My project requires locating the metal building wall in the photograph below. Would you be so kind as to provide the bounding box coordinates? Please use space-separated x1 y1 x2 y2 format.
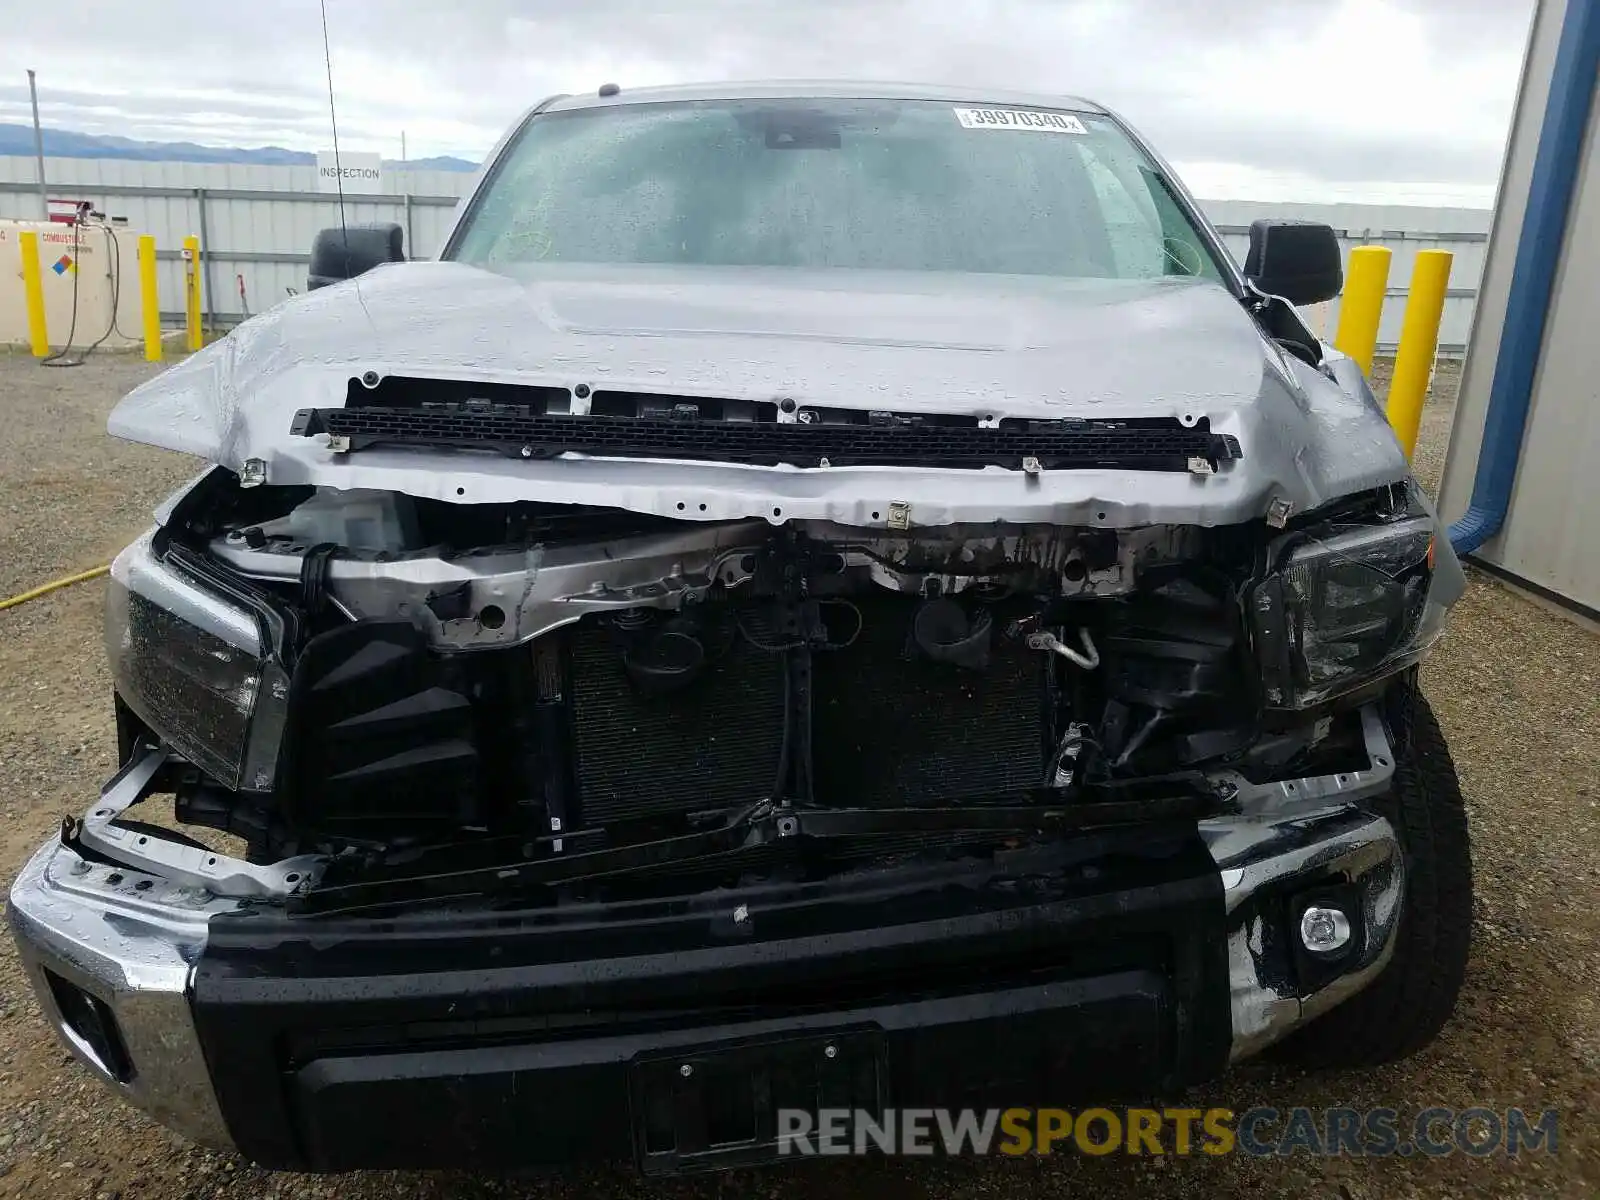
2 155 1487 345
1203 199 1489 352
1438 0 1600 615
0 157 472 323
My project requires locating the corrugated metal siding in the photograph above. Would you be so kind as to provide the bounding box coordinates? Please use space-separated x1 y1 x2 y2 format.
1 155 1487 347
1204 199 1489 352
1439 0 1600 613
0 156 471 322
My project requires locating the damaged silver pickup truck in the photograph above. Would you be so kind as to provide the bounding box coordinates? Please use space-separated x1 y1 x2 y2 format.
9 82 1471 1174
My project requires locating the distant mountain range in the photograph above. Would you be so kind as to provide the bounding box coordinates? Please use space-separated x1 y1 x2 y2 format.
0 123 479 172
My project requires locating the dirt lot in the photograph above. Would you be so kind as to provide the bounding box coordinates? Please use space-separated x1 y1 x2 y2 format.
0 351 1595 1200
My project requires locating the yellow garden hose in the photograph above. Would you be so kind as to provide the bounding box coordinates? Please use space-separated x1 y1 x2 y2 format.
0 565 110 612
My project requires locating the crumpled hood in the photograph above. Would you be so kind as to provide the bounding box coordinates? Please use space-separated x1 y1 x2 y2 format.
110 260 1413 529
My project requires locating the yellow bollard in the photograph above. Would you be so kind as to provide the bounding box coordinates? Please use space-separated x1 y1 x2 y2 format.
18 231 49 357
138 235 162 362
182 234 203 352
1333 245 1392 378
1385 249 1453 461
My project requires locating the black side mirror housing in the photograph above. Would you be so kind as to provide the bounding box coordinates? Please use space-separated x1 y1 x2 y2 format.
1242 219 1343 306
307 222 405 290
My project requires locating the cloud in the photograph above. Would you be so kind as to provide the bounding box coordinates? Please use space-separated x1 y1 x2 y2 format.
7 0 1533 200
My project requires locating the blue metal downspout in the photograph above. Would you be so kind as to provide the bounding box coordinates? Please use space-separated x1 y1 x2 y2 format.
1449 0 1600 554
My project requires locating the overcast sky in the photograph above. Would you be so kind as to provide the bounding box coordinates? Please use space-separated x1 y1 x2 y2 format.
4 0 1533 205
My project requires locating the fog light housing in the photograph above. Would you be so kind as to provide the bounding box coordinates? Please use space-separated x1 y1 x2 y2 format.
1288 883 1365 990
1300 905 1353 954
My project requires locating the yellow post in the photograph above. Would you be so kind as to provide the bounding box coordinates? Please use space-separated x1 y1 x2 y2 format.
182 234 203 352
138 235 162 362
1333 245 1392 378
18 231 49 357
1385 249 1453 461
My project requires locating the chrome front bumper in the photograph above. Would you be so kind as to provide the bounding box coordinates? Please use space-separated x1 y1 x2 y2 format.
8 727 1404 1154
1205 806 1403 1061
6 837 240 1149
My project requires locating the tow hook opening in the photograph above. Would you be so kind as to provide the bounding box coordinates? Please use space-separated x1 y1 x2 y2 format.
43 968 134 1083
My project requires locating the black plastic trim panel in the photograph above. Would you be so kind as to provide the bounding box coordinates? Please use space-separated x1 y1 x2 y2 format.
190 828 1230 1171
291 406 1243 472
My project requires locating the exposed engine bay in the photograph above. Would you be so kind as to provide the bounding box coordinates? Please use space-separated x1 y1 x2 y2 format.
92 466 1438 915
8 89 1479 1176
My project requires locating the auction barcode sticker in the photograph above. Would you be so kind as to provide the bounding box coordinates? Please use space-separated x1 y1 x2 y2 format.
952 107 1087 134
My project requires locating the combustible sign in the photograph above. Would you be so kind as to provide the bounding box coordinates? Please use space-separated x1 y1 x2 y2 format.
315 150 384 195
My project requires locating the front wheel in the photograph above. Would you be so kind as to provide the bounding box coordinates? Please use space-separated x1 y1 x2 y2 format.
1278 683 1473 1066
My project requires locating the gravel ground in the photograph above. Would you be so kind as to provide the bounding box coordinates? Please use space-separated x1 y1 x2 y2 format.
0 351 1595 1200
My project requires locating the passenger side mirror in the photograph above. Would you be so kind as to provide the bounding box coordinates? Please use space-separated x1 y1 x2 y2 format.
307 222 406 290
1242 219 1343 306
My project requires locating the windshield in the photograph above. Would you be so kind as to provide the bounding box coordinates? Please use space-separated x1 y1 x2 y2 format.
448 97 1227 283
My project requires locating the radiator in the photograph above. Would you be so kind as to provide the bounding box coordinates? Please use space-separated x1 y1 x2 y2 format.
567 597 1049 825
569 623 787 825
810 597 1048 806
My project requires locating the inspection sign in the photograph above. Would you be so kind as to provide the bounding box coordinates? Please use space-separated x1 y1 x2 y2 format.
315 150 385 195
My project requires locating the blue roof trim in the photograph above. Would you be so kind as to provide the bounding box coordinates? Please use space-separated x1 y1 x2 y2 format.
1450 0 1600 554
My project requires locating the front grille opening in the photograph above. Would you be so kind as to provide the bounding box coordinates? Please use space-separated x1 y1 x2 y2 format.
43 969 134 1083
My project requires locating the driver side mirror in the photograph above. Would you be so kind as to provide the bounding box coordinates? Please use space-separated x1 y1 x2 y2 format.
1242 219 1343 306
307 222 405 290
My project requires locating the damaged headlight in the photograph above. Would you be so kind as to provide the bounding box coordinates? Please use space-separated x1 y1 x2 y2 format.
1251 514 1445 709
105 533 291 792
